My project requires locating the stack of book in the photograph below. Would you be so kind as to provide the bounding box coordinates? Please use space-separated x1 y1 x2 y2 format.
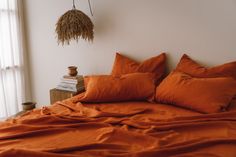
56 75 85 92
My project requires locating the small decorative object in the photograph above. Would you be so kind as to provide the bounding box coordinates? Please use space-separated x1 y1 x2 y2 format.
56 0 94 45
22 102 36 111
68 66 78 76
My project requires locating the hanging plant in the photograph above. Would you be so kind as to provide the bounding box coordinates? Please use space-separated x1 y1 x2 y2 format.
55 0 94 45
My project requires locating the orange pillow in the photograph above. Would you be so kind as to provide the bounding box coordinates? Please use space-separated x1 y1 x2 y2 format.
79 73 155 103
155 72 236 113
111 53 166 83
175 54 236 79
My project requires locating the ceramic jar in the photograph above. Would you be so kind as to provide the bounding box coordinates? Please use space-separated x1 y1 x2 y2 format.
22 102 36 111
68 66 78 76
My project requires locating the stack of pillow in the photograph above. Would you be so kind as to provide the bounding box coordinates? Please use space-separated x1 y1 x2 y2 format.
75 53 236 114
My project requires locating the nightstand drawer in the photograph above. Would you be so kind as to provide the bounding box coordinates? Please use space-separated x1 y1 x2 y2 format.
50 88 78 104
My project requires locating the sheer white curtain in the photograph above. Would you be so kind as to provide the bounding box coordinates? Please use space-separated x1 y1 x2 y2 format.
0 0 26 118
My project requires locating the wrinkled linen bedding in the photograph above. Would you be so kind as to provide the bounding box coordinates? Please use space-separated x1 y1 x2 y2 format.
0 99 236 157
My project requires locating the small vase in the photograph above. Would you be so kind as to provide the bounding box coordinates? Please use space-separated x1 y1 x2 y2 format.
68 66 78 76
22 102 36 111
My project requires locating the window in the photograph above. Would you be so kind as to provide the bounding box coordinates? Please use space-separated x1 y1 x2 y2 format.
0 0 26 118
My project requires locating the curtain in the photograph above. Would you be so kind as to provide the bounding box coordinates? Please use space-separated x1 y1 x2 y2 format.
0 0 26 118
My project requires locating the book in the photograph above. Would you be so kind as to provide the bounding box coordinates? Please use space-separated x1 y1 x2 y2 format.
63 75 83 78
56 87 77 92
58 82 84 89
56 85 85 92
63 75 83 80
60 78 84 85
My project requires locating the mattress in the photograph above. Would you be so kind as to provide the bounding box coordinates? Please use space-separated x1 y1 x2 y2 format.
0 99 236 157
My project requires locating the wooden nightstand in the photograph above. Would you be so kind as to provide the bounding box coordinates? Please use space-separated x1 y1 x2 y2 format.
50 88 80 104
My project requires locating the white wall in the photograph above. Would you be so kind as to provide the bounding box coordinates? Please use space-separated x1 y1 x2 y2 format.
23 0 236 106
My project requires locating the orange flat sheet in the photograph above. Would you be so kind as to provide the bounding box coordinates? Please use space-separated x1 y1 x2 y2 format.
0 99 236 157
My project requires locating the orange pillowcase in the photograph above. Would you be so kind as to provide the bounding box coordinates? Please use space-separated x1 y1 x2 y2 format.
175 54 236 79
79 73 155 103
155 72 236 113
111 53 166 83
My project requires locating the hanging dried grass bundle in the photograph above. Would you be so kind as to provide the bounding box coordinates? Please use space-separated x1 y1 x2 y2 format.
56 8 94 45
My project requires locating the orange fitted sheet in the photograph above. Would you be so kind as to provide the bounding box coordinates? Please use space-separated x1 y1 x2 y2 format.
0 99 236 157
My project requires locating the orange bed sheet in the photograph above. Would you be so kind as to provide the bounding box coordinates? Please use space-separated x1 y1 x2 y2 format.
0 99 236 157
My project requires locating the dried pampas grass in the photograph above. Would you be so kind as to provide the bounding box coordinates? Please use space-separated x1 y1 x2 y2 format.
56 9 94 45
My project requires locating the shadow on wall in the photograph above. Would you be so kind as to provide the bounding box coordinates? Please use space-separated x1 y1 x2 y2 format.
93 8 115 36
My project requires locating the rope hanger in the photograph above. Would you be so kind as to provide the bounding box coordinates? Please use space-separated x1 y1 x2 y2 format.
72 0 93 16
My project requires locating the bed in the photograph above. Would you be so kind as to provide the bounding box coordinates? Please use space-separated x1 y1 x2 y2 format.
0 100 236 157
0 53 236 157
